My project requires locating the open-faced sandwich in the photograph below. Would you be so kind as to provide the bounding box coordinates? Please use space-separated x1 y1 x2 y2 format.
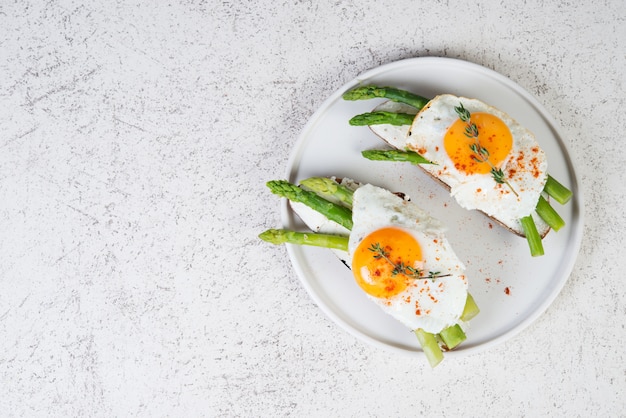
259 177 479 367
343 86 573 256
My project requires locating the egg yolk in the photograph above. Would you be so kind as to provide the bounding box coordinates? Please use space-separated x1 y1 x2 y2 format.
444 112 513 175
352 227 423 299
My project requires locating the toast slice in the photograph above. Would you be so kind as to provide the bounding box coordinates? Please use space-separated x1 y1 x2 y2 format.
366 100 551 239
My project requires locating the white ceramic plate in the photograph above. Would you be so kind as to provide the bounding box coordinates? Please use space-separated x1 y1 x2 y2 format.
282 57 583 358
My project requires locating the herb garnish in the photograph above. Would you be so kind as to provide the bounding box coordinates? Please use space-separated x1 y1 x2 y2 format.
369 243 450 281
454 103 519 197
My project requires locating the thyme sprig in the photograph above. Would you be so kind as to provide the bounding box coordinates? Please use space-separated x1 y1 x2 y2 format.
368 243 450 281
454 103 519 197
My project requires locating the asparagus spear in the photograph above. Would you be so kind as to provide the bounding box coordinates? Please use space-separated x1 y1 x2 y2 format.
259 229 349 251
349 111 416 126
535 195 565 231
460 293 480 322
436 294 477 351
299 177 354 208
520 215 544 257
342 86 430 110
266 180 354 230
361 149 433 165
414 328 444 368
439 324 467 350
544 175 573 205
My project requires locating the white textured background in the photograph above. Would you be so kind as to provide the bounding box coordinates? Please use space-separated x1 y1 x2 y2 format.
1 0 625 417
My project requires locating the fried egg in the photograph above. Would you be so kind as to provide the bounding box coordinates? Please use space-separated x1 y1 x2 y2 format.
348 184 468 334
406 94 548 231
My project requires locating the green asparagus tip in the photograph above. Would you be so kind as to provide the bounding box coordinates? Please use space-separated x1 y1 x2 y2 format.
342 85 430 109
265 180 354 230
258 229 350 251
342 85 380 101
259 229 288 245
299 177 354 207
348 111 416 126
266 179 301 199
361 149 433 165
